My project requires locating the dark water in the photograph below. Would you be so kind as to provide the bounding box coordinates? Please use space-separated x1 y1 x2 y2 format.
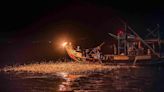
0 66 164 92
0 43 60 67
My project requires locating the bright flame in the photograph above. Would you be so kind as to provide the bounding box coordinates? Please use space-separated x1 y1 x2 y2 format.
62 42 68 47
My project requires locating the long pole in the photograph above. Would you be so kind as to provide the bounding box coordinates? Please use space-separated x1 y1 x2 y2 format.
157 24 161 57
124 23 127 55
118 35 120 55
119 18 127 55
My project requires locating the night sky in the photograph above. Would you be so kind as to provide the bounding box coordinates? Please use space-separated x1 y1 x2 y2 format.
1 0 164 43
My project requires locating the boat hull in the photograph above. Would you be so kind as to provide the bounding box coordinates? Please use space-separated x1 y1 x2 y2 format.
64 43 164 65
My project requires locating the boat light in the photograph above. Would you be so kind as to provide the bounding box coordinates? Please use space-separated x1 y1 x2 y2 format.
62 42 68 47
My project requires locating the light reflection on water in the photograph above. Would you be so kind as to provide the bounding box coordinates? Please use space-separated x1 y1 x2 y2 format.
1 66 164 92
58 72 86 91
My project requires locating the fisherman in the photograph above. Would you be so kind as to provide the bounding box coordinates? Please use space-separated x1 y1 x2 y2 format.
147 49 151 55
96 49 101 60
128 46 133 55
112 44 117 55
91 48 97 58
76 46 81 52
85 49 90 58
91 47 102 62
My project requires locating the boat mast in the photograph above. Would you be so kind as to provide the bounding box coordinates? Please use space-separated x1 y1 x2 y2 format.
118 33 120 55
110 22 127 55
124 23 127 55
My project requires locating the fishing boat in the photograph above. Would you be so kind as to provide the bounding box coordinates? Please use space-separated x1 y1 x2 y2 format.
64 24 164 65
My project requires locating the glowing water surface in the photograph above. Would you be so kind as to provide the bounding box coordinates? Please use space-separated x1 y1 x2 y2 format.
0 66 164 92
